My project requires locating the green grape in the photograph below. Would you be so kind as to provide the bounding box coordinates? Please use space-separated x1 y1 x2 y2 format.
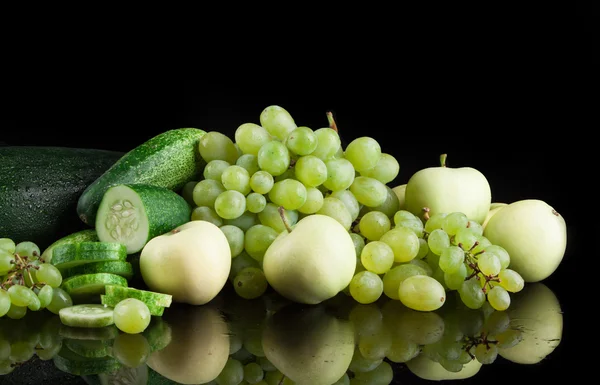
268 179 307 211
466 220 484 236
474 343 498 364
482 309 510 335
193 179 227 208
484 245 510 269
265 370 295 385
487 286 511 311
35 263 63 288
311 127 341 160
204 159 231 181
15 241 40 259
329 189 360 221
216 357 245 385
438 246 465 274
409 258 433 276
316 197 352 230
393 211 424 238
274 166 297 182
0 250 15 275
471 236 492 254
322 158 355 191
243 361 265 384
444 263 468 290
257 203 298 233
220 225 245 258
359 211 391 241
359 153 400 185
215 190 247 220
249 170 275 195
441 212 469 236
331 373 350 385
229 252 260 282
260 105 297 141
8 285 35 307
360 241 395 274
222 165 251 195
416 238 429 259
198 131 240 164
386 335 420 363
257 356 276 372
6 304 27 319
379 226 420 263
432 267 447 291
46 287 73 314
349 271 384 304
246 193 267 214
284 126 318 156
365 186 400 218
294 155 327 187
350 232 366 257
114 298 151 334
427 228 450 255
495 328 524 349
233 267 268 300
181 181 198 207
37 285 53 308
224 211 259 232
398 275 446 311
244 224 279 262
344 137 381 172
353 361 393 384
112 332 151 367
424 212 447 233
297 186 324 214
236 154 260 176
191 206 224 227
454 227 479 251
27 293 41 311
359 326 392 360
349 176 388 207
257 141 290 176
243 329 265 358
0 290 11 317
382 264 428 300
349 345 383 373
459 278 486 309
0 238 16 254
439 358 464 373
478 252 501 276
497 269 524 292
235 123 272 156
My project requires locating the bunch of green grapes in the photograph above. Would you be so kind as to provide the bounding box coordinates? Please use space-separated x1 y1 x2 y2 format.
180 105 400 302
0 238 73 320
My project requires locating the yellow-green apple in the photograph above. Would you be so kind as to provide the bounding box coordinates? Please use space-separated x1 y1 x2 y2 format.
482 202 507 230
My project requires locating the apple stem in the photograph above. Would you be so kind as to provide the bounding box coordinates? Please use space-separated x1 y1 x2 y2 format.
422 207 431 221
440 154 447 167
326 111 338 132
278 206 293 233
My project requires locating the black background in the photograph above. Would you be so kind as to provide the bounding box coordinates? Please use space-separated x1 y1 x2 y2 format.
1 3 591 383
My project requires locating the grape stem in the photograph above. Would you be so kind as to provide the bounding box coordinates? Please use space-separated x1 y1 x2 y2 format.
462 243 500 294
278 206 293 233
326 111 338 132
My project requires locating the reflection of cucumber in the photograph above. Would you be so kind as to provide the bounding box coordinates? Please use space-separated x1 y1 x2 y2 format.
62 273 128 298
100 294 164 316
65 338 113 358
53 346 121 376
105 284 172 307
98 364 149 385
41 229 99 264
59 304 115 328
51 242 127 271
60 324 120 340
95 184 192 254
65 261 134 280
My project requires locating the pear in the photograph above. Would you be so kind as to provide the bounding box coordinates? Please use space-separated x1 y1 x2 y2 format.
481 202 507 230
391 183 407 210
262 213 356 305
406 353 483 381
404 154 491 224
261 302 355 385
146 304 230 384
499 283 563 364
483 199 567 282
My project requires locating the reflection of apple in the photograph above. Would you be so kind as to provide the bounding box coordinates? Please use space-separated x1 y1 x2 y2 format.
483 199 567 282
482 202 507 230
406 353 482 380
146 304 230 384
499 283 562 364
262 214 355 304
262 303 355 385
404 154 491 224
139 220 231 305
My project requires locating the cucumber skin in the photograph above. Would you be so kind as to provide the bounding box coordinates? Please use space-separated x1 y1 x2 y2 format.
41 229 99 264
77 128 206 226
0 146 123 250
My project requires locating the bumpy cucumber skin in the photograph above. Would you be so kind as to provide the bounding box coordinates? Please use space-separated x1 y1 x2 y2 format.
65 261 134 280
0 146 123 250
77 128 206 226
41 229 99 264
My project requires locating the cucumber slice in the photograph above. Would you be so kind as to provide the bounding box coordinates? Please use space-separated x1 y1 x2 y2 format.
60 324 120 340
51 242 127 271
53 346 121 376
104 284 172 308
95 184 191 254
65 261 134 280
41 229 99 264
65 338 113 358
100 294 165 317
61 273 128 299
59 304 115 328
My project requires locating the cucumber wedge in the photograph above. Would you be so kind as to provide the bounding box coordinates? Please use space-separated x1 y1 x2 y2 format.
41 229 99 264
61 273 128 299
51 242 127 271
65 261 134 280
95 184 191 254
100 294 165 317
59 304 115 328
104 284 172 307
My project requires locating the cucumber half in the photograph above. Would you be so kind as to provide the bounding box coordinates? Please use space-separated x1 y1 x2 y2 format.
51 242 127 272
61 273 128 299
59 304 115 328
100 294 165 317
104 284 172 307
95 184 191 254
65 261 134 280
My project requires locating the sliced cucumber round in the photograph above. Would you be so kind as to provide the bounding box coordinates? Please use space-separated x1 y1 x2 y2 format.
65 261 134 280
52 242 127 271
61 273 128 299
59 304 115 328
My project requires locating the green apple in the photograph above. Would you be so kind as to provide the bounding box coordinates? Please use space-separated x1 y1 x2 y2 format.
146 304 230 384
404 154 491 224
499 283 562 364
406 353 483 381
483 199 567 282
391 183 406 210
139 220 231 305
482 202 507 230
261 303 355 385
262 214 356 304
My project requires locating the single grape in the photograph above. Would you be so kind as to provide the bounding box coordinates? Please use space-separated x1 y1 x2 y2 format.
416 238 430 259
316 197 352 230
0 238 16 254
474 343 498 364
284 126 318 156
398 275 446 311
221 165 251 195
244 224 279 262
349 271 384 304
466 220 484 236
359 153 400 184
246 192 267 214
382 264 428 300
15 241 40 259
235 123 272 155
379 226 420 263
112 332 151 368
471 236 492 255
215 357 245 385
454 227 479 251
484 245 510 270
487 286 511 311
181 180 199 207
311 127 341 160
409 258 433 276
35 263 63 288
352 360 394 384
427 228 450 255
233 267 268 299
497 269 525 292
495 329 524 349
268 179 307 211
441 212 469 236
438 246 465 274
236 154 260 176
359 211 391 241
294 155 327 187
297 186 324 214
424 212 447 233
220 225 245 258
5 304 27 319
114 298 151 334
243 361 265 384
8 285 36 307
322 158 355 192
36 284 54 308
351 232 366 258
229 252 260 282
203 159 231 181
46 287 73 314
198 131 240 164
444 263 468 290
365 186 401 218
215 190 247 220
344 137 381 172
274 166 296 182
257 141 290 176
393 210 424 237
0 289 11 317
257 203 298 233
329 189 360 221
192 179 227 208
478 252 501 276
360 241 395 275
191 206 224 227
260 105 297 141
459 279 486 309
249 170 275 195
0 250 15 275
349 176 388 207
